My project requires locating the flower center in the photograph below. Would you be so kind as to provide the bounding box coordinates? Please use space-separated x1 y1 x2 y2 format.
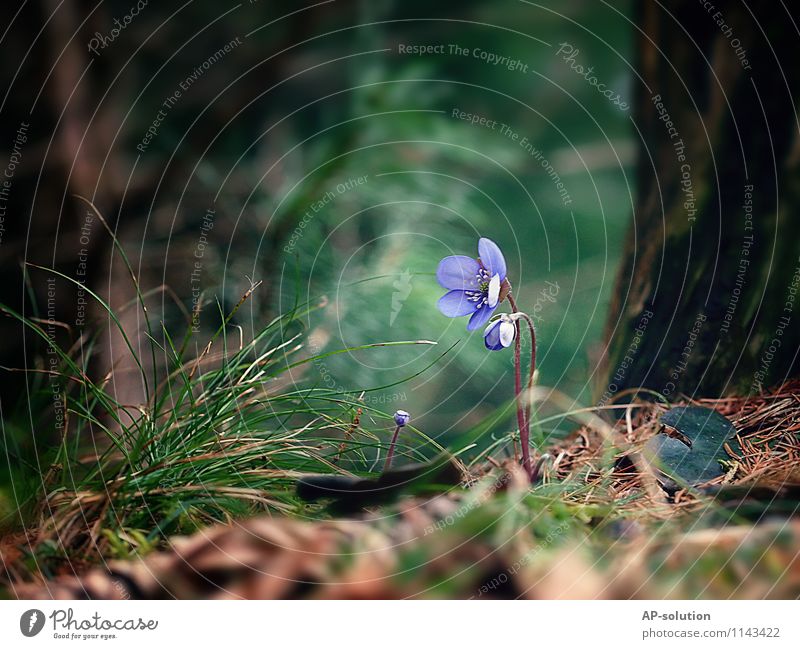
464 267 494 306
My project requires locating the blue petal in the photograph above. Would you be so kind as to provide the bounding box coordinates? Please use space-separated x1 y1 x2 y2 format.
483 320 504 350
478 238 507 280
436 256 480 290
467 303 495 331
499 320 516 347
437 290 477 318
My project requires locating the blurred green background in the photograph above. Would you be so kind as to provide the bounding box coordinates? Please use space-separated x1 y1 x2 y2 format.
239 1 637 442
0 0 636 487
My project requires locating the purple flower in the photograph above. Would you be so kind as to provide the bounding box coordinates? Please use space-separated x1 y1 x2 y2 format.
436 238 507 331
393 410 410 427
484 315 516 351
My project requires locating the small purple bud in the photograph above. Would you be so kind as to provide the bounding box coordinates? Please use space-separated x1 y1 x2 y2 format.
393 410 410 427
483 314 516 351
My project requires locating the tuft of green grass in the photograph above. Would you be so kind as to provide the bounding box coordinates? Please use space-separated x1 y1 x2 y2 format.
1 256 447 575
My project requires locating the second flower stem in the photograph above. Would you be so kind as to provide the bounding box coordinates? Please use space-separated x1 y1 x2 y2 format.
384 425 402 471
507 294 537 481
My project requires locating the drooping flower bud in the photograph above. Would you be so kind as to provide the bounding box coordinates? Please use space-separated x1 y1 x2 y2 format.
483 314 516 351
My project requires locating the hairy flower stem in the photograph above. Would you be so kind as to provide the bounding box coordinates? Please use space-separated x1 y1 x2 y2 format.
384 425 402 471
507 294 537 481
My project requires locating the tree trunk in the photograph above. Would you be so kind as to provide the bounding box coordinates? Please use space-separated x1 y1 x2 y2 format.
601 0 800 400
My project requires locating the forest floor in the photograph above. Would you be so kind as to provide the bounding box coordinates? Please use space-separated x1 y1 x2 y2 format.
3 382 799 599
